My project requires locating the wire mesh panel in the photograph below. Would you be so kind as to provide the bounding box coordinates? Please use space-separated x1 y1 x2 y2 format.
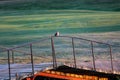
13 45 33 64
32 38 53 64
31 38 53 71
93 42 113 73
0 51 8 64
52 37 75 67
9 45 33 80
0 50 9 80
73 38 93 70
9 38 53 79
51 36 116 73
112 43 120 74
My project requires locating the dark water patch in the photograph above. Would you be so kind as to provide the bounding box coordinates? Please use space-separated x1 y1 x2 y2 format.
0 25 120 36
0 25 119 45
58 25 120 33
0 10 99 16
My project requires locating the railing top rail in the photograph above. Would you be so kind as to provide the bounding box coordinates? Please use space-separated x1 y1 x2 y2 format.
51 36 111 46
0 36 112 52
0 37 51 52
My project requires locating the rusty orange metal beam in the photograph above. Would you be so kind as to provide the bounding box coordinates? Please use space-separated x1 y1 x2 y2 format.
32 70 108 80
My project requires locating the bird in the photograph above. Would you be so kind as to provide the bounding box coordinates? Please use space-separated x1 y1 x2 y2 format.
54 31 60 36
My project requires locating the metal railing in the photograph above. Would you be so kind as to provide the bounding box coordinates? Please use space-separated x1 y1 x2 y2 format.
50 36 113 72
0 37 51 80
0 36 117 80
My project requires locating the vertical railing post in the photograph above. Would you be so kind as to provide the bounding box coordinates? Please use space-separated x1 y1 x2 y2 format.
7 50 11 80
11 50 14 64
30 44 34 74
109 45 114 73
72 38 77 68
51 37 57 68
91 41 96 71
